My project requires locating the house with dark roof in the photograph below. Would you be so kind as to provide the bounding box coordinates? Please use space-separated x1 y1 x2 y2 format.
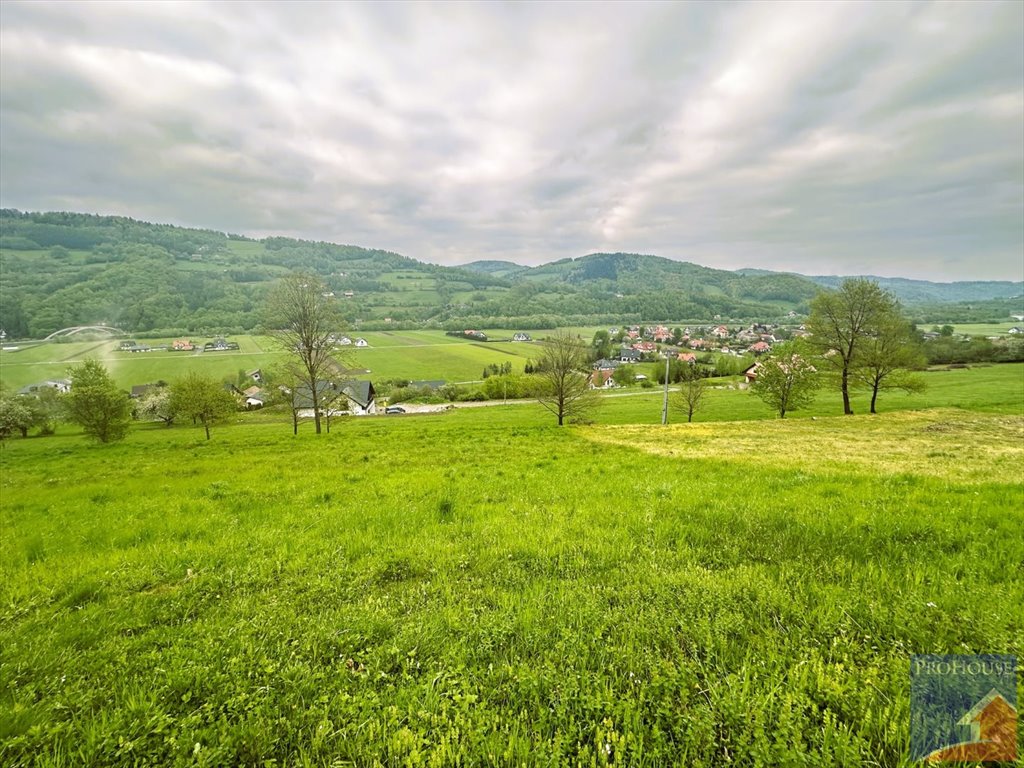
619 348 641 363
294 380 377 416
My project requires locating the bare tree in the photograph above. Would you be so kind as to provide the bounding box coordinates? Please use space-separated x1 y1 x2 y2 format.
264 273 346 434
536 330 600 426
673 362 706 423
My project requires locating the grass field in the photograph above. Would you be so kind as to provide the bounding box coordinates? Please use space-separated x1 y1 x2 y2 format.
946 322 1024 336
0 333 555 390
1 365 1022 765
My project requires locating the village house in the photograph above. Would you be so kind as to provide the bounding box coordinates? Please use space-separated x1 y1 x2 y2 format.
19 379 72 395
589 369 616 389
748 341 771 355
712 325 730 339
619 348 642 363
242 386 265 409
171 339 193 351
512 332 531 342
677 352 697 363
354 338 369 347
293 380 377 417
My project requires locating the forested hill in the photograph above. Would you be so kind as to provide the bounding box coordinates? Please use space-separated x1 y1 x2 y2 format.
1 210 1019 338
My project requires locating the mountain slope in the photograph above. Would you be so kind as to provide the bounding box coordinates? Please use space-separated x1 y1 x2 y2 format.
2 210 1019 337
736 268 1022 304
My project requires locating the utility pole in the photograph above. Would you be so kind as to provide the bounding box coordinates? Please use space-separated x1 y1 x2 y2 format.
661 349 670 425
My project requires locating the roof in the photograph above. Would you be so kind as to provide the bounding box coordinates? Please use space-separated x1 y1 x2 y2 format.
957 689 1016 725
340 380 375 407
294 379 375 409
409 380 446 390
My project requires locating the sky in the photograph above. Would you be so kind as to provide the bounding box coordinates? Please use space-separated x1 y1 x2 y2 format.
1 1 1022 281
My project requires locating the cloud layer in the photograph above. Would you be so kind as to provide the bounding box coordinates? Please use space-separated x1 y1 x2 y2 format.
1 0 1022 279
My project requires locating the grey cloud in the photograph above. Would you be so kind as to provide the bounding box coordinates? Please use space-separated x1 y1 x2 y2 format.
0 0 1021 281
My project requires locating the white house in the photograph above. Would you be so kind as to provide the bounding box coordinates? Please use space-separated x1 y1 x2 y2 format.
354 338 369 347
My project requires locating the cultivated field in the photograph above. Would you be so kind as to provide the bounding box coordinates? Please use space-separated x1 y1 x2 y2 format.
1 365 1022 765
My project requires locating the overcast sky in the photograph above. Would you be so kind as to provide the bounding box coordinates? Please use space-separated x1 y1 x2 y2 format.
1 1 1022 280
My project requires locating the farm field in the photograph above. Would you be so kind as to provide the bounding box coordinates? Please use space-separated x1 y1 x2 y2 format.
0 332 553 390
947 322 1024 336
2 387 1022 765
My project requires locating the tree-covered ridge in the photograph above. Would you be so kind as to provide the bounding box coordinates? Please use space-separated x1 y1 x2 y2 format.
1 210 1020 338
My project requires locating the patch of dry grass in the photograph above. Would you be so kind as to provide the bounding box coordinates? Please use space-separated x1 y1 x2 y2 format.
581 408 1024 484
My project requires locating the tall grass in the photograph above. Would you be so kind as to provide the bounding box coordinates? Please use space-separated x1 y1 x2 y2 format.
1 400 1021 765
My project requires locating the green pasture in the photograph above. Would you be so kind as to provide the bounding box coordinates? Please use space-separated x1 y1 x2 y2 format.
948 322 1024 336
0 333 548 389
2 388 1021 764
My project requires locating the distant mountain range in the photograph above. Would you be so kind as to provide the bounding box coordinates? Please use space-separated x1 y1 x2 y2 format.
1 209 1020 338
461 257 1023 305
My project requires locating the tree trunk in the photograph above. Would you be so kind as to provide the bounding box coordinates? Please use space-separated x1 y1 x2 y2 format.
870 384 879 414
687 408 693 423
203 419 211 440
841 367 854 415
292 409 298 435
311 391 322 434
557 411 564 426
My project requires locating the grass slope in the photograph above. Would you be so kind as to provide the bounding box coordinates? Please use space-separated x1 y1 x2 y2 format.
1 391 1022 765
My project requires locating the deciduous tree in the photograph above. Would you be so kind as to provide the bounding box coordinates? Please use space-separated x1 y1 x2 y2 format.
807 279 899 415
64 359 131 442
170 373 236 440
0 390 33 440
264 273 346 434
137 386 175 426
673 363 706 423
536 331 600 426
751 346 820 419
854 313 927 413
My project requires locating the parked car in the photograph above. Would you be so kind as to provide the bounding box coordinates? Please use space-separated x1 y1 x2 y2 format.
385 406 406 414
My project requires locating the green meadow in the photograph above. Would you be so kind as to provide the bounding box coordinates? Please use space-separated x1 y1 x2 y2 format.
1 365 1022 765
0 332 563 390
